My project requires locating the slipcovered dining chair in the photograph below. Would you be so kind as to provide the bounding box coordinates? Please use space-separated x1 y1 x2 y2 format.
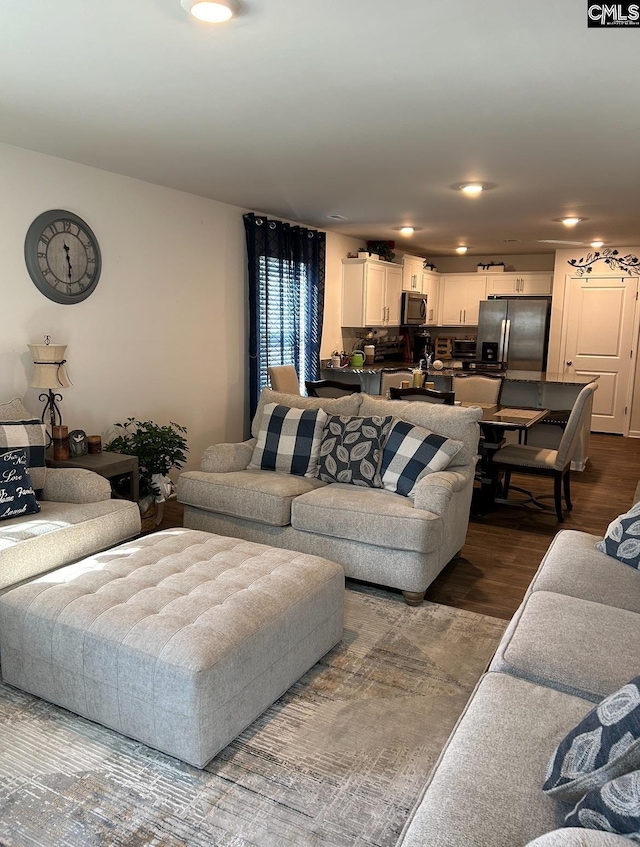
389 387 455 404
451 374 504 405
305 379 362 398
491 381 598 522
380 368 415 396
267 365 300 395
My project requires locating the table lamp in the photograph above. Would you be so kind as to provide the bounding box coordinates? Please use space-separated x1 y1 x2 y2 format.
28 337 71 443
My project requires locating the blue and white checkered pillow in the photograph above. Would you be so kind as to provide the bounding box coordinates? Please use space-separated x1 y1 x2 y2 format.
381 418 463 497
249 403 328 478
0 419 47 494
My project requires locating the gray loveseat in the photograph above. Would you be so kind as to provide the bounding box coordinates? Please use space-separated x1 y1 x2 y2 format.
177 388 482 605
0 398 141 592
397 520 640 846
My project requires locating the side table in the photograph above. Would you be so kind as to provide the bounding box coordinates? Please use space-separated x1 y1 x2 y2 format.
45 451 139 503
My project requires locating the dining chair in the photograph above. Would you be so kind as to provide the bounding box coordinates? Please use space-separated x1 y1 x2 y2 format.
491 381 598 522
451 374 504 405
388 387 455 404
305 379 362 398
380 368 416 396
267 365 301 395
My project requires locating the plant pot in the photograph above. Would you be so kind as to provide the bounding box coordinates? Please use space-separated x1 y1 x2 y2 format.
140 501 159 533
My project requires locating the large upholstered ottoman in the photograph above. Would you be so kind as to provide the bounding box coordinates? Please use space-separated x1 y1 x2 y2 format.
0 529 344 768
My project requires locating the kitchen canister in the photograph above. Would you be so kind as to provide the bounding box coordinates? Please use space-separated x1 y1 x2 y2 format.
364 345 375 365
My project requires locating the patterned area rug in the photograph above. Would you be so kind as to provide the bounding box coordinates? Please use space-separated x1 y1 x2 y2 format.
0 585 505 847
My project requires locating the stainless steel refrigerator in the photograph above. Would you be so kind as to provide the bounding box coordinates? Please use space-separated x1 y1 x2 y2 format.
476 296 551 370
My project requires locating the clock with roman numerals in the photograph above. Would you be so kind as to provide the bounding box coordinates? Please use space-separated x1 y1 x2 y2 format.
24 210 102 304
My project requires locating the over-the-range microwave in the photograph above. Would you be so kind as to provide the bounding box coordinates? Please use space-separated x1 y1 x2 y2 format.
401 291 428 325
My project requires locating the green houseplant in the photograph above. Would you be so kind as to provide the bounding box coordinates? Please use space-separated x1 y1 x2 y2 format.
105 418 189 523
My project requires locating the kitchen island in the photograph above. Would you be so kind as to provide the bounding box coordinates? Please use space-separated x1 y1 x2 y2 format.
320 364 598 469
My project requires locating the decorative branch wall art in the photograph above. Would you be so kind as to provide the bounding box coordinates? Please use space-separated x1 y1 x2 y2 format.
568 248 640 276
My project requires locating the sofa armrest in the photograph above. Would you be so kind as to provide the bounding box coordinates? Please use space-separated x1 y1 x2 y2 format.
200 439 256 473
411 465 475 517
41 468 113 504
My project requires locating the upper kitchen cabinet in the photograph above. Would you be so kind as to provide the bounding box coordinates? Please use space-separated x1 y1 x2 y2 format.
402 255 424 293
439 274 487 325
486 272 553 296
421 270 440 325
342 258 403 327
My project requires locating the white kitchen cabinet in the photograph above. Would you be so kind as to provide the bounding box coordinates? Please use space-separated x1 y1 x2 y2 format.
342 258 403 327
421 271 440 325
402 255 424 293
486 273 553 296
439 275 487 325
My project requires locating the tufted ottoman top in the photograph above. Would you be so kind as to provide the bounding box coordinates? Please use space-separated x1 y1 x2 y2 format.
0 528 345 766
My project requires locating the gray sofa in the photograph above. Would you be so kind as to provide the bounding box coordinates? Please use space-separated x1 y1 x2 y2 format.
177 388 482 605
0 398 141 592
397 524 640 847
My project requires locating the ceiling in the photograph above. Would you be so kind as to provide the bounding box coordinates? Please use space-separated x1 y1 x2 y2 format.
2 0 639 257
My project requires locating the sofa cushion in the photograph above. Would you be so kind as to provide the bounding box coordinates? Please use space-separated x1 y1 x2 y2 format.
490 591 640 702
0 448 40 521
563 770 640 837
0 398 31 421
531 531 640 614
596 502 640 570
177 469 326 527
380 418 463 497
0 419 47 493
248 403 327 478
396 673 594 847
251 388 362 439
291 483 442 553
544 675 640 803
360 395 481 469
316 415 392 488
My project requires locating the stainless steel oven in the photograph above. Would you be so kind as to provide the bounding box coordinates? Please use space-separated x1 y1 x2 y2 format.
401 292 427 325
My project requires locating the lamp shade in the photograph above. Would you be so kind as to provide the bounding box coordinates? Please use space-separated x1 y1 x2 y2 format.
29 343 71 390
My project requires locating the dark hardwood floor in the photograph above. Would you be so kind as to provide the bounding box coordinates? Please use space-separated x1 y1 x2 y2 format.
159 433 640 621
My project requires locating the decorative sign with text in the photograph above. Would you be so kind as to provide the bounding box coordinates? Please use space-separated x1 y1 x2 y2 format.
588 2 640 26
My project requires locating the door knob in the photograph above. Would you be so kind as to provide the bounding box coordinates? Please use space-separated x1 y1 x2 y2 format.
566 361 573 366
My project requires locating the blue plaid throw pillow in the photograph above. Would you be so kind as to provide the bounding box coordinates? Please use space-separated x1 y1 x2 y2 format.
0 419 47 494
381 418 463 497
0 448 41 521
249 403 328 478
596 501 640 569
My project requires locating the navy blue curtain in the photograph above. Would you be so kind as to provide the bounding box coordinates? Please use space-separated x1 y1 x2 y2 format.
244 213 326 416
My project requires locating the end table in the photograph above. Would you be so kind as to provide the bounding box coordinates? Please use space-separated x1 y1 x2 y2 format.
46 450 139 502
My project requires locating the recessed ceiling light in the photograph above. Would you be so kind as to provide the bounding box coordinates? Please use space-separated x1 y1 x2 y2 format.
455 246 468 254
591 240 604 248
459 183 484 196
180 0 237 23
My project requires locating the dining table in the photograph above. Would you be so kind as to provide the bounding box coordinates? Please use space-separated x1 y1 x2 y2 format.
459 402 550 515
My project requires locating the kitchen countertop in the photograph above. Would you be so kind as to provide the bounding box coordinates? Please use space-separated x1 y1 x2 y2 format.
322 364 598 386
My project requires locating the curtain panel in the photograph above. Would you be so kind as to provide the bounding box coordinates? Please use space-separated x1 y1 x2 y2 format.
244 213 326 416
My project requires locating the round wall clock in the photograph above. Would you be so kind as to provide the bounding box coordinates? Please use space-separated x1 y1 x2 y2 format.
24 209 102 304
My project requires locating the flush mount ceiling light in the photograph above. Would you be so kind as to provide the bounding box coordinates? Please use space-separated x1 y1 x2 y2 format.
180 0 238 22
591 240 604 248
459 183 484 196
455 246 468 254
393 226 423 236
553 216 586 227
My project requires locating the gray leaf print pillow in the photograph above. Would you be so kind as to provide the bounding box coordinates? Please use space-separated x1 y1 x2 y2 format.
316 415 393 487
596 501 640 569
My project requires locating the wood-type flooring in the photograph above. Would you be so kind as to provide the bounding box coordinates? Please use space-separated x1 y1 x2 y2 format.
159 433 640 621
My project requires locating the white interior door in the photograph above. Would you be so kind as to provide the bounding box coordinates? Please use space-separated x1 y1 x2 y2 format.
561 275 638 433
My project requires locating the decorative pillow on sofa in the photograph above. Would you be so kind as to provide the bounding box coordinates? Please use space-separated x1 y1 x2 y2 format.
316 415 393 487
543 675 640 803
0 419 47 494
0 448 41 521
380 418 464 497
564 769 640 837
248 403 328 478
596 502 640 569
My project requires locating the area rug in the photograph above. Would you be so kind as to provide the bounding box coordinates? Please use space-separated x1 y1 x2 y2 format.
0 585 505 847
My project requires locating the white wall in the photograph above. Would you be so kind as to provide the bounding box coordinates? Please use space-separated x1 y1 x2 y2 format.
0 142 249 470
427 253 555 274
0 141 363 469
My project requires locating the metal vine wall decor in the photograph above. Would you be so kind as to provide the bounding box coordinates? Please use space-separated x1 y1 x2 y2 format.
568 248 640 276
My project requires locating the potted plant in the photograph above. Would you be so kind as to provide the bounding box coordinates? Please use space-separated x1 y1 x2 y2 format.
366 240 396 262
105 418 189 529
